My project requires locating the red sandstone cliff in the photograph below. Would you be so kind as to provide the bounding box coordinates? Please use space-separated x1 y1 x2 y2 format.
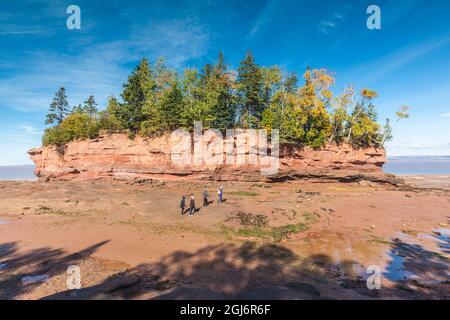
28 133 398 184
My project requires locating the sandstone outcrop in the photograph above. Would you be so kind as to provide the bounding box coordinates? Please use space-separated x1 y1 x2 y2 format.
28 133 398 184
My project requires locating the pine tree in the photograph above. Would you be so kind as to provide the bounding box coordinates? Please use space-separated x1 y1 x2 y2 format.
209 52 236 130
237 51 264 128
116 58 155 133
161 79 184 130
284 73 298 94
46 87 70 125
82 95 98 116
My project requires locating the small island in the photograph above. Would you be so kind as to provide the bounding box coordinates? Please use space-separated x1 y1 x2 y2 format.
29 52 406 184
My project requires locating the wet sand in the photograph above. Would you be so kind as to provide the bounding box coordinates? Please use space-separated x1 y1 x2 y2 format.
0 179 449 300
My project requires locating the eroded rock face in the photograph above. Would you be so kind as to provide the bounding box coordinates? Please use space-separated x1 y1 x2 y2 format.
28 133 392 183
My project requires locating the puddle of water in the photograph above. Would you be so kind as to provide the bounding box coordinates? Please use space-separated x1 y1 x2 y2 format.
434 228 450 235
21 274 50 285
0 263 6 270
0 220 10 225
433 228 450 254
383 249 414 282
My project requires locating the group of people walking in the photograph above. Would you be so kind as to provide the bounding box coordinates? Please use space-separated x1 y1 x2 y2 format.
179 186 224 216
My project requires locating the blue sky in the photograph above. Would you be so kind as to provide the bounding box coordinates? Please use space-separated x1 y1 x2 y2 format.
1 0 450 165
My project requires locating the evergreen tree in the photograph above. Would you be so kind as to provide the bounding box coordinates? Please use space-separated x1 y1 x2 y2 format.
284 73 298 94
161 79 185 130
82 95 98 116
116 58 155 133
237 51 264 128
46 87 70 125
209 53 236 130
98 96 123 133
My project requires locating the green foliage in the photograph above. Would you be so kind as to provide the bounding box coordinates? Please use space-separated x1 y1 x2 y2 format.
237 222 308 242
43 111 99 146
98 96 124 134
41 52 407 149
82 95 98 116
115 58 154 133
46 87 70 125
237 51 264 128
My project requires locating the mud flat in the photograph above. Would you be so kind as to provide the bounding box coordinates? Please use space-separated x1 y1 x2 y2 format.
401 175 450 190
0 180 448 300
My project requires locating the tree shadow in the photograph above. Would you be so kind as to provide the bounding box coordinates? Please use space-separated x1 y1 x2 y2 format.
434 230 450 255
0 241 109 299
45 242 331 300
2 239 448 300
382 238 449 298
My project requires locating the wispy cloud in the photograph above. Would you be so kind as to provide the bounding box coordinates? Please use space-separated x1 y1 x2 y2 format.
318 20 336 34
317 2 351 34
0 25 54 36
131 18 210 68
442 112 450 117
0 15 210 113
247 0 279 39
341 34 450 86
20 125 42 136
387 141 450 156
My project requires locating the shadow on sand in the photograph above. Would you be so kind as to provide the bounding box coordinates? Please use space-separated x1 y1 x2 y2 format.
0 238 448 300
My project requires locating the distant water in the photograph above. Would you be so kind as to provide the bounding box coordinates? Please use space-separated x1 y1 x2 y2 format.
384 156 450 175
0 165 36 181
1 158 449 180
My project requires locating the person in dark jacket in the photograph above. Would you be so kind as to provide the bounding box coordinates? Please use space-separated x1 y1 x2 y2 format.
202 187 209 207
180 196 186 215
189 195 196 216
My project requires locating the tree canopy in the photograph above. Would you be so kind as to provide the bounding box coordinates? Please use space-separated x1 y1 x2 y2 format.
42 52 408 149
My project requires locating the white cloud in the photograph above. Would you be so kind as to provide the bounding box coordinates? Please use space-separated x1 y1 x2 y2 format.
0 25 54 36
442 112 450 117
131 18 210 68
0 15 211 114
318 21 336 34
387 141 450 156
341 34 450 86
20 125 42 136
247 0 278 39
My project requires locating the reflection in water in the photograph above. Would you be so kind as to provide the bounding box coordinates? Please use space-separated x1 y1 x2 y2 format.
433 229 450 255
0 220 11 225
302 229 449 286
383 249 413 281
383 236 449 285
